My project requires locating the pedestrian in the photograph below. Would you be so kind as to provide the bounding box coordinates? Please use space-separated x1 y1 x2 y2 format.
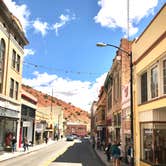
92 135 96 149
111 141 121 166
11 136 17 152
23 137 28 152
105 142 112 161
127 145 133 165
45 136 48 144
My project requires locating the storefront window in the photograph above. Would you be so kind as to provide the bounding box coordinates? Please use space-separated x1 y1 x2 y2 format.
141 122 166 165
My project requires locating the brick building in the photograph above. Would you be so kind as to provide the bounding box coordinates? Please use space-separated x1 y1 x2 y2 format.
66 122 87 137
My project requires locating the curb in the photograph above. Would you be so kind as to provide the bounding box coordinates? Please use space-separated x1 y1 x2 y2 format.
93 148 107 166
0 141 58 162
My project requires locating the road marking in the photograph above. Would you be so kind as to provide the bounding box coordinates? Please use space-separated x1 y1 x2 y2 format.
43 141 75 166
49 162 83 166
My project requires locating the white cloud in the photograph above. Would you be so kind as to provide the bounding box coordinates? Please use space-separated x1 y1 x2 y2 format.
52 14 75 36
4 0 30 33
33 19 49 36
22 72 107 112
94 0 158 36
24 48 35 57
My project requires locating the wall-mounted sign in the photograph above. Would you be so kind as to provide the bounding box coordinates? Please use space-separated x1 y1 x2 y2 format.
23 121 31 127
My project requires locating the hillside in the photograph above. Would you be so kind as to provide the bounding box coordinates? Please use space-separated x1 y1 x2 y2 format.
22 85 90 125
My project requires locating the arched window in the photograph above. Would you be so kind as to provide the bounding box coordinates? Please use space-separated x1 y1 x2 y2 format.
0 38 6 93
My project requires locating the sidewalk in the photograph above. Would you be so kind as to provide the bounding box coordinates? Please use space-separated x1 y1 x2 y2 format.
0 139 62 162
94 147 128 166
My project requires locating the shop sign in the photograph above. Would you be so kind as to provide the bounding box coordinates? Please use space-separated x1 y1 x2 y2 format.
35 123 43 132
144 129 153 134
97 126 102 131
0 107 19 118
23 121 31 127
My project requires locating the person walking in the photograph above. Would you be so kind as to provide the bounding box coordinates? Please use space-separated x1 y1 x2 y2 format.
127 145 133 166
111 142 121 166
92 135 96 149
45 135 48 144
105 142 112 161
23 137 29 152
11 136 17 152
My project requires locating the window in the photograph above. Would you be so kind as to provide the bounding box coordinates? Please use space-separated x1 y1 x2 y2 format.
12 49 16 68
141 72 148 103
12 50 21 72
151 66 158 98
15 81 19 100
114 73 120 101
10 78 14 98
102 110 105 120
140 122 166 165
0 39 5 93
117 113 121 126
108 90 112 110
16 54 20 72
163 60 166 94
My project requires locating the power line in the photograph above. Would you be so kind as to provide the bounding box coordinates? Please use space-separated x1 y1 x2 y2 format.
23 61 105 76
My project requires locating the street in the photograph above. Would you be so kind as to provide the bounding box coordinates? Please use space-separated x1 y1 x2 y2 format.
0 139 104 166
50 139 104 166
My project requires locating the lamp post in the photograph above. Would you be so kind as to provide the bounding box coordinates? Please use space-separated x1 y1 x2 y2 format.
96 42 134 166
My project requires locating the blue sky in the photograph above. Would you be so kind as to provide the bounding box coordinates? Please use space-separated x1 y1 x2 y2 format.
4 0 166 111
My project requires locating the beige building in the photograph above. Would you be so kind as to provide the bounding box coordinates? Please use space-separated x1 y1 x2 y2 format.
132 4 166 166
35 106 63 143
20 89 37 147
0 1 28 151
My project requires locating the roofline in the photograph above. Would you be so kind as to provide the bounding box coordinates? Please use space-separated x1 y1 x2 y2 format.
0 1 29 45
135 3 166 44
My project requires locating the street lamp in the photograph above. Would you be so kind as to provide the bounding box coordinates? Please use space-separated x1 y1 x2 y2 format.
96 42 134 166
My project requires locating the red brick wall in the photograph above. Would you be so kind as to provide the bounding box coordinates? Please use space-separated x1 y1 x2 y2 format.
66 124 87 136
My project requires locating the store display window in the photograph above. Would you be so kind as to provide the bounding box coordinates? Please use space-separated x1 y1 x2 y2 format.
140 122 166 165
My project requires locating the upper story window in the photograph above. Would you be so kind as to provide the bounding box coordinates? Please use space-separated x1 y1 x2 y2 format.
108 90 112 110
9 78 19 100
151 66 158 98
0 39 6 93
12 49 21 72
113 73 120 102
15 81 19 100
163 59 166 94
139 55 166 104
102 110 105 120
141 72 148 103
10 78 14 98
16 54 20 72
12 49 16 68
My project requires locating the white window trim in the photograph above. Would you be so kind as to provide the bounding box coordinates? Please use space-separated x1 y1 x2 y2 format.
160 56 166 95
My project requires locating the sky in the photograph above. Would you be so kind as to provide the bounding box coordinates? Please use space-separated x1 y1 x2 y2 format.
4 0 166 112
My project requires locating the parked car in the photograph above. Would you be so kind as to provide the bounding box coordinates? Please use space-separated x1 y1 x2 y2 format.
66 135 74 141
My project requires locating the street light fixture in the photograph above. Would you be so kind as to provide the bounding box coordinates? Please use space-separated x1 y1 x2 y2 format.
96 42 134 166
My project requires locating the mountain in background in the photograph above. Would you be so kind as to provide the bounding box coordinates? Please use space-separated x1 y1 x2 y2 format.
22 85 90 125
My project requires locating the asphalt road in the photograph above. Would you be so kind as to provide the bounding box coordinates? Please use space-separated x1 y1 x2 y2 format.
50 139 105 166
0 139 104 166
0 140 75 166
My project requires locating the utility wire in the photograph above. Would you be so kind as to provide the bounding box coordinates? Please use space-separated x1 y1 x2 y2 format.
23 61 104 76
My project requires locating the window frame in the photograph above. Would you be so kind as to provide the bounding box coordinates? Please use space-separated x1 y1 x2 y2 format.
9 78 14 98
150 64 159 99
140 71 148 103
0 39 6 93
15 81 19 100
12 49 16 69
162 58 166 94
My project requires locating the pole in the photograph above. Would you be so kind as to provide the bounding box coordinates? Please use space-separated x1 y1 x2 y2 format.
130 52 134 166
